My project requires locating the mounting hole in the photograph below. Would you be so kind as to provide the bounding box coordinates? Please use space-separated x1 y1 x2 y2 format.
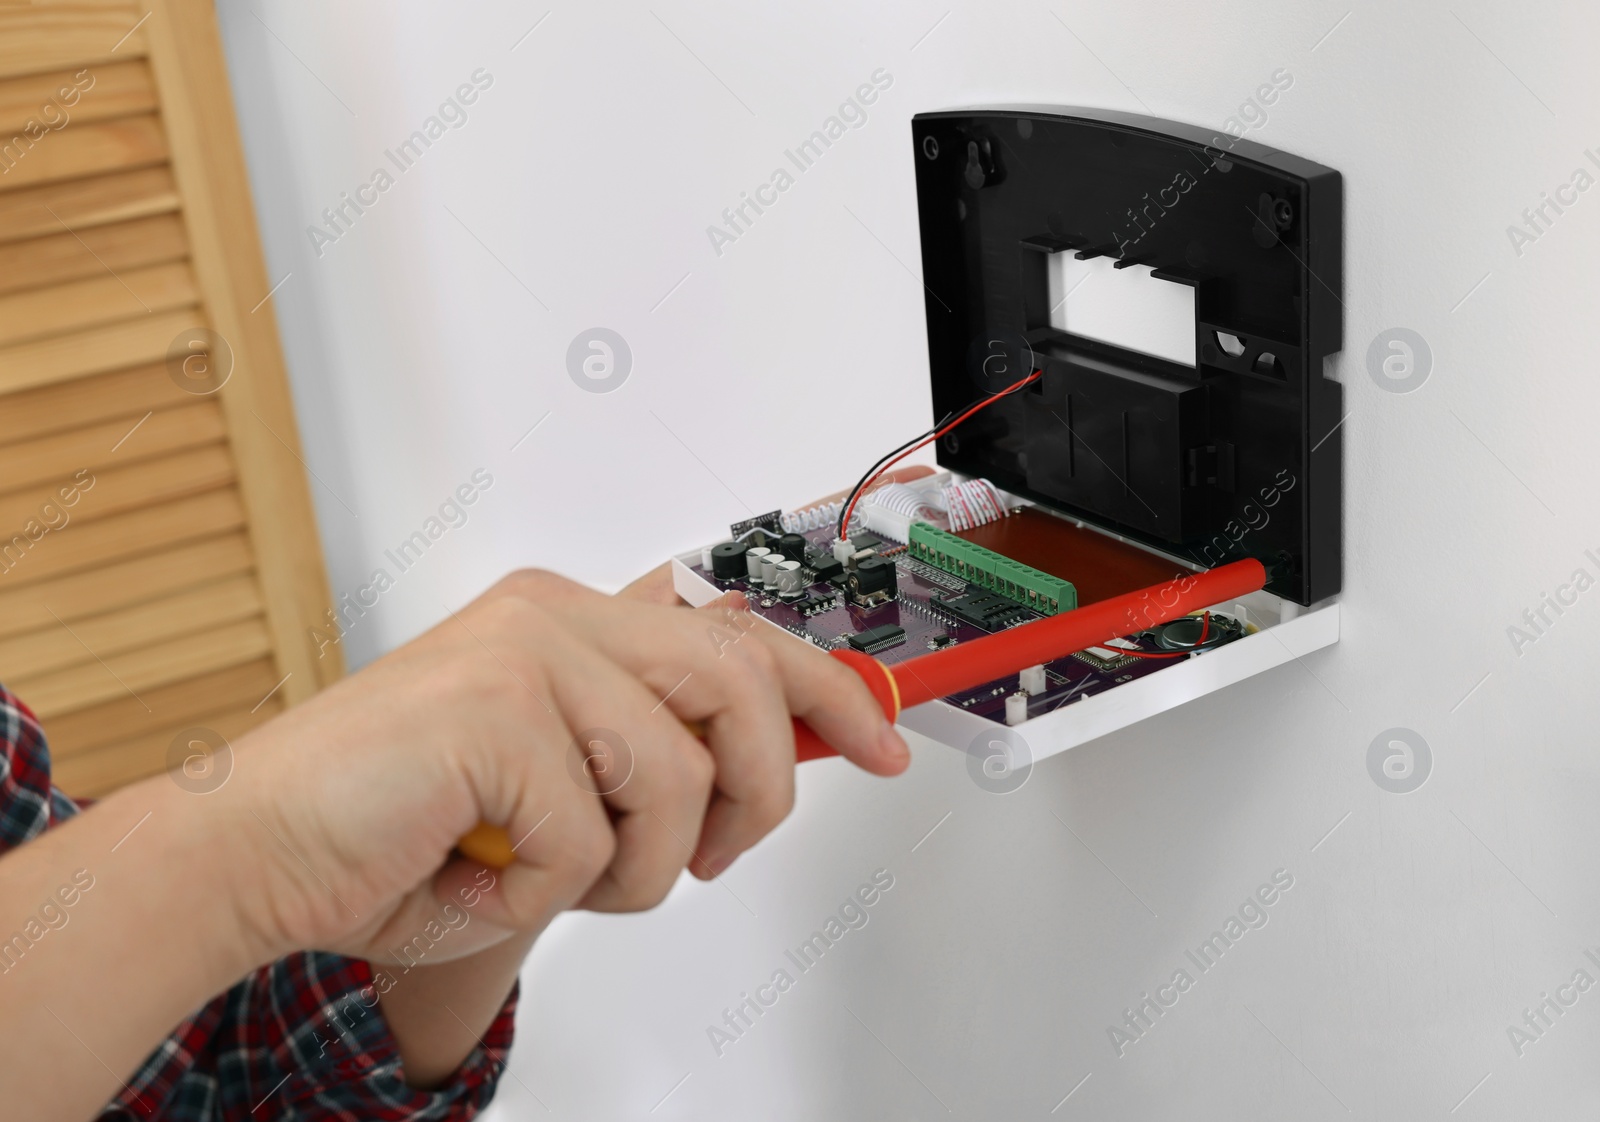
1273 198 1294 229
941 433 961 454
1253 351 1284 378
1215 331 1247 358
922 135 939 160
964 141 987 188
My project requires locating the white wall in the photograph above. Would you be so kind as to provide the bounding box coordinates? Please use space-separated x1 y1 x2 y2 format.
217 2 1600 1117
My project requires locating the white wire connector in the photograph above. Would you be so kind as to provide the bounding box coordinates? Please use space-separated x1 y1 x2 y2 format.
871 482 940 519
860 482 942 543
943 478 1008 531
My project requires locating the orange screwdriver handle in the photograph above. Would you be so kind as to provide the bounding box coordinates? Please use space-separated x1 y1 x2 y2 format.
457 821 518 869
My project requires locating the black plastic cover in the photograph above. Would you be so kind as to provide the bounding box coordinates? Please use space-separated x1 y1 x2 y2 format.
911 107 1342 605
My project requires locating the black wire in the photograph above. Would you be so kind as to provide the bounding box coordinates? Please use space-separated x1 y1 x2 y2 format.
833 410 955 540
833 375 1039 540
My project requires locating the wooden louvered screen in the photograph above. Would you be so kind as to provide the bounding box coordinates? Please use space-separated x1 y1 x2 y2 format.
0 0 342 796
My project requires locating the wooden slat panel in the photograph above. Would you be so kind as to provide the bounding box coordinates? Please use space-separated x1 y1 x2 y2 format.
0 59 156 133
0 167 178 244
0 443 234 529
0 113 166 191
0 260 196 346
0 211 186 296
148 0 342 698
0 488 246 587
0 306 201 394
0 359 192 442
0 8 147 83
0 0 345 795
10 615 273 718
0 398 223 491
0 531 252 639
0 572 262 679
6 0 145 7
42 654 278 758
54 699 282 799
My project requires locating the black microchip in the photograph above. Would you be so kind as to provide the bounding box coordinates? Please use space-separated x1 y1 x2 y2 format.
794 593 837 616
806 553 844 582
846 623 906 654
939 590 1029 630
1073 647 1138 671
848 532 883 552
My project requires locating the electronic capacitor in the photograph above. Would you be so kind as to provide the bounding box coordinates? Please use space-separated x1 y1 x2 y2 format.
745 546 771 581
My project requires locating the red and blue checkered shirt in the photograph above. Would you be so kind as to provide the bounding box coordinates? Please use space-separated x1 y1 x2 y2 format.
0 683 517 1120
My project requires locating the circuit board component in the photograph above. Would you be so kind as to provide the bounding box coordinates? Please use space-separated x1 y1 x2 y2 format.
688 513 1252 729
846 555 897 608
937 589 1030 630
908 522 1076 614
846 624 907 654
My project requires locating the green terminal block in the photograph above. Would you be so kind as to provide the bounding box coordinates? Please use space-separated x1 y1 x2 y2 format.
907 522 1076 615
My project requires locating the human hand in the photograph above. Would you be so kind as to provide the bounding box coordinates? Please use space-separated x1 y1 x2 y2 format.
217 568 909 969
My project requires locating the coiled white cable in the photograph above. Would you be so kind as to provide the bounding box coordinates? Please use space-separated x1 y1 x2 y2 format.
781 500 844 534
784 476 1006 539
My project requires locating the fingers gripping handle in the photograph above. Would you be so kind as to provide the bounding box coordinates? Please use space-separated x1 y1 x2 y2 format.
792 648 901 762
456 560 1266 867
457 822 518 869
457 650 898 868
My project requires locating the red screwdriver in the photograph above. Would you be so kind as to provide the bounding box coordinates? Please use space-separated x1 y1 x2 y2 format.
458 557 1267 867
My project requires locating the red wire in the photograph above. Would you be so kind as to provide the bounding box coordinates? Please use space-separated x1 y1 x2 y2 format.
839 370 1041 539
1113 610 1213 659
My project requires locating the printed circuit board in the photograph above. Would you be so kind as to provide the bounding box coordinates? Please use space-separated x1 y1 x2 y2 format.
693 517 1242 727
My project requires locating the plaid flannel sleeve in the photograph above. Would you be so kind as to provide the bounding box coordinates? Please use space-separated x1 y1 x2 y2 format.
0 682 518 1122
